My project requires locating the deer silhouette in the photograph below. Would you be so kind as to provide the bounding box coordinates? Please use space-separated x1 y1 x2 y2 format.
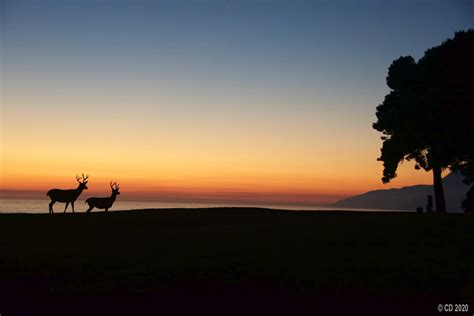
47 174 89 213
86 181 120 213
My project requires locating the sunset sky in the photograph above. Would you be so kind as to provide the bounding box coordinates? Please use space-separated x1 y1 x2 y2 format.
1 0 473 205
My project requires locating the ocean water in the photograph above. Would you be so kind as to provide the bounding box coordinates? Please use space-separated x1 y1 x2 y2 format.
0 198 411 213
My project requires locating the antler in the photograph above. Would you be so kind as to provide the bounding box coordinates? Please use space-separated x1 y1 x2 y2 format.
77 174 89 183
110 181 119 190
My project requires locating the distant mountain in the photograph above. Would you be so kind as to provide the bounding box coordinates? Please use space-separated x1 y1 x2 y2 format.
332 173 470 212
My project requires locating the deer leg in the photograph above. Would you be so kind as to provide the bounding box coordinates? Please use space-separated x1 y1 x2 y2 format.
64 202 69 213
105 208 108 212
86 205 94 213
71 201 75 213
49 201 55 213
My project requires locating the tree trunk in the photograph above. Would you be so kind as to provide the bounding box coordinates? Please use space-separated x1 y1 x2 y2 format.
432 166 446 212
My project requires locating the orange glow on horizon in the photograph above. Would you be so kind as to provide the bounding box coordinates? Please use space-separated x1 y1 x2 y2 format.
1 151 434 205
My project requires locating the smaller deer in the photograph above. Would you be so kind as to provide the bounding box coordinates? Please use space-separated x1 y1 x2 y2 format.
86 182 120 213
47 174 89 213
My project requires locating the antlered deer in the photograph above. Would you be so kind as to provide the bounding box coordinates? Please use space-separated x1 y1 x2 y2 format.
47 174 89 213
86 182 120 213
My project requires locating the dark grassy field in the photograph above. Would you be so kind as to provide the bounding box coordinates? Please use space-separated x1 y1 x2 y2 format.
0 208 473 315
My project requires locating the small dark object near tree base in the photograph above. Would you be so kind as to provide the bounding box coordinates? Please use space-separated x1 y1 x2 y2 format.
462 186 474 214
426 195 433 213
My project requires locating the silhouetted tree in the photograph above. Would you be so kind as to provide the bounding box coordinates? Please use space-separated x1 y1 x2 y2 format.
455 156 474 213
373 30 474 212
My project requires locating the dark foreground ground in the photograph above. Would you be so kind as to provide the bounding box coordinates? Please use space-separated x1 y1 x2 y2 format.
0 208 473 315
